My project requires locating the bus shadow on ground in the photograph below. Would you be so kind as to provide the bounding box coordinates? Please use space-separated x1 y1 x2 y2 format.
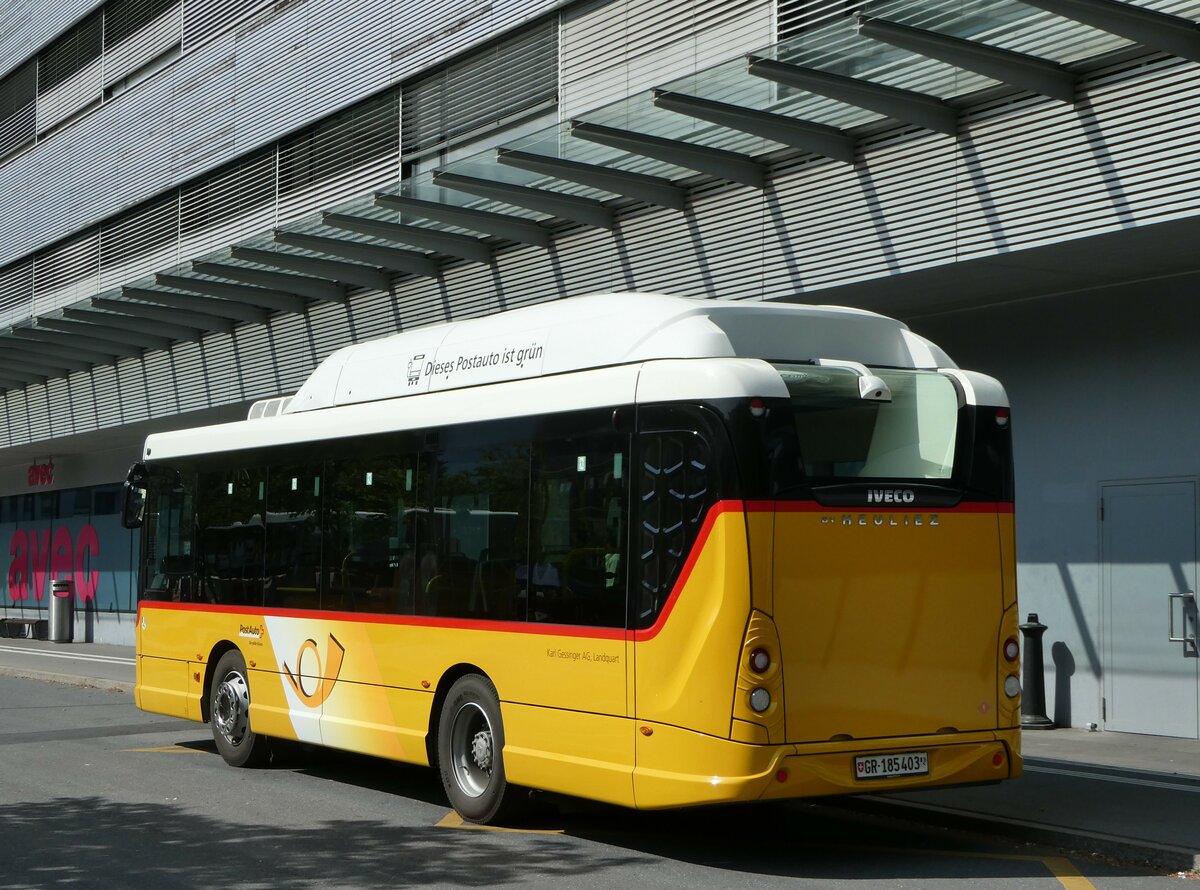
176 742 1163 884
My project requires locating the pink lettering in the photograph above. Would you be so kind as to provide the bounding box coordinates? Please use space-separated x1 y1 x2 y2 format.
7 530 28 601
29 529 51 602
8 526 103 603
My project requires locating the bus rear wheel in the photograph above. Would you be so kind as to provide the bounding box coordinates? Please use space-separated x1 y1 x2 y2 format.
210 649 270 768
437 674 519 824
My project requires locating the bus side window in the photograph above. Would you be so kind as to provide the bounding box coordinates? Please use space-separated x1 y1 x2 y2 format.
530 428 629 628
323 453 419 615
428 438 529 621
636 429 714 629
141 472 195 602
196 467 266 607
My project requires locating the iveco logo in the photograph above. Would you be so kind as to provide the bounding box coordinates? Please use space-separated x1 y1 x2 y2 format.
867 489 917 504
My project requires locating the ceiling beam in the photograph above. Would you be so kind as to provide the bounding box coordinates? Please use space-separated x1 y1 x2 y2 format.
37 316 173 351
272 230 440 278
133 286 270 325
431 171 614 229
160 272 310 313
857 17 1077 102
95 297 237 334
569 120 766 188
495 148 689 210
651 89 858 164
373 193 551 246
1015 0 1200 63
0 333 112 367
0 342 91 374
190 262 344 304
747 56 959 135
64 306 205 342
323 213 494 263
8 325 134 358
229 247 392 291
0 373 42 389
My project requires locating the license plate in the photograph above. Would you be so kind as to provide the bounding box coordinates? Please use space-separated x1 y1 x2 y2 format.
854 751 929 780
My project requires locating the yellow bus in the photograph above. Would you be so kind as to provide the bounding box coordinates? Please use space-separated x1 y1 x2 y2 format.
125 292 1020 823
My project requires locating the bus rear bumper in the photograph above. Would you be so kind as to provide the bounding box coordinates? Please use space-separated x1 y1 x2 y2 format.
761 728 1021 801
633 725 1021 809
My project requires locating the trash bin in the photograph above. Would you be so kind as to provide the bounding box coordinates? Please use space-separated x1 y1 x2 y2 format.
48 578 74 643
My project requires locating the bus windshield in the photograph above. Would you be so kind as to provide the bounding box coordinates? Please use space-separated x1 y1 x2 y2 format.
775 364 959 483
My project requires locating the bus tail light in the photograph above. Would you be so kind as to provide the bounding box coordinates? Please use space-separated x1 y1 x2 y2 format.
995 407 1010 428
735 611 785 743
1003 675 1021 698
1003 637 1019 662
749 398 767 418
749 647 771 673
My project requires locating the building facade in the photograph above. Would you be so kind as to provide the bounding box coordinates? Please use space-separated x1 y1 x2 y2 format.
1 0 1197 738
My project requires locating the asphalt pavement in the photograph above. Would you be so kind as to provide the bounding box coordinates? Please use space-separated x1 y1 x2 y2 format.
0 637 1196 873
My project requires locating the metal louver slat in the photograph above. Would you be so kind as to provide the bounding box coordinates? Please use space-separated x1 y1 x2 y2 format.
181 0 258 50
99 191 181 288
34 229 99 310
180 146 276 236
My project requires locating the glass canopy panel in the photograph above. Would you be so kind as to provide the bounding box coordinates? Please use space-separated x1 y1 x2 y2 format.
868 0 1139 64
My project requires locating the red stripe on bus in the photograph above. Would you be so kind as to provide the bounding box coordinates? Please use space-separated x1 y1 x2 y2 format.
136 497 1010 643
137 599 627 641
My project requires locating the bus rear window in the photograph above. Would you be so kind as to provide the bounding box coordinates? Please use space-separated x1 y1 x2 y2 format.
775 364 959 482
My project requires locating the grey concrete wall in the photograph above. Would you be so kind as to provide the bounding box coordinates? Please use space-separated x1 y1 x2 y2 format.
912 272 1200 730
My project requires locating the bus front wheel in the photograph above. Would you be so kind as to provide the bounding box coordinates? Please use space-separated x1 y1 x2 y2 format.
437 674 519 824
210 649 270 768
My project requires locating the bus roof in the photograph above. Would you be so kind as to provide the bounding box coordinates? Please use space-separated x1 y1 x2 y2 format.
285 292 952 414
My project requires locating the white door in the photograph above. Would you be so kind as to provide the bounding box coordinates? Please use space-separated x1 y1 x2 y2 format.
1101 480 1199 739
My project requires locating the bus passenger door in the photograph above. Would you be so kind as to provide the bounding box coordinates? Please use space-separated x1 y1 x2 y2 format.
630 410 750 806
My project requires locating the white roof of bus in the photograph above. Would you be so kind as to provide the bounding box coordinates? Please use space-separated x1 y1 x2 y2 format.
285 292 953 414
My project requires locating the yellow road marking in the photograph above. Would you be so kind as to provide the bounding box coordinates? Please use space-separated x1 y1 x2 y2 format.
1039 856 1095 890
432 813 1096 884
436 811 563 835
844 844 1095 890
122 745 206 754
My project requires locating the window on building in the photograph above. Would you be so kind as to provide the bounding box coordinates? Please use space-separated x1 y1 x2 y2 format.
0 60 36 162
37 11 104 95
401 18 558 161
777 0 862 43
279 91 400 197
104 0 179 49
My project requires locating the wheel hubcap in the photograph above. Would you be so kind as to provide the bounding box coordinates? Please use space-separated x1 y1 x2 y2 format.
450 702 494 798
214 669 250 748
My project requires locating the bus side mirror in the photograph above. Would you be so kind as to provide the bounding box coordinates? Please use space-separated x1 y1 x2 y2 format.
122 463 148 530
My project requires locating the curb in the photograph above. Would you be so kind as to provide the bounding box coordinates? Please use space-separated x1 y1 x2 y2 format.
0 664 134 696
826 794 1200 873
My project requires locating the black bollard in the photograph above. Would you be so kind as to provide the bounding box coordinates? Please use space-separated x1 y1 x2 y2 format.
1019 613 1055 729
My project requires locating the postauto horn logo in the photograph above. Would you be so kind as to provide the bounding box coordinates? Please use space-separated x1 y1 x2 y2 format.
283 634 346 708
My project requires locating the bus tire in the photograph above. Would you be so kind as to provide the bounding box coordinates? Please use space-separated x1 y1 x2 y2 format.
210 649 270 768
437 674 519 824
